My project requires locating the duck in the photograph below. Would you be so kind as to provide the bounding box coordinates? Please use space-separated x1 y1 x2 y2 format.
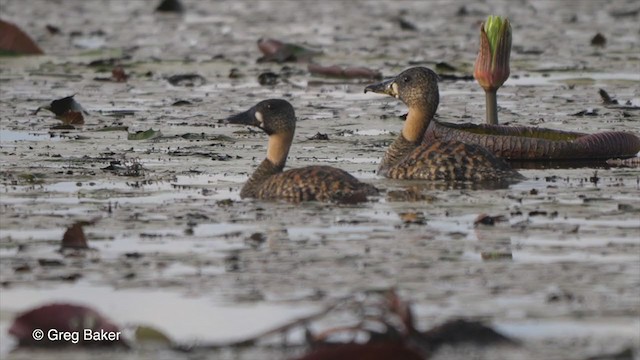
364 67 522 181
225 99 379 203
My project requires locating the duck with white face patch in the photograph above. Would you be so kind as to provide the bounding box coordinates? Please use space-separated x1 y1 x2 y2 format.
226 99 379 203
365 67 523 182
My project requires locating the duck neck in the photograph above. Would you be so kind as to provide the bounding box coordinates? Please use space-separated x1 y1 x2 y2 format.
240 132 292 198
402 105 435 143
266 132 293 167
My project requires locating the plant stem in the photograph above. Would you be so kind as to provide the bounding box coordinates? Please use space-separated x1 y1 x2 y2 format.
485 89 498 125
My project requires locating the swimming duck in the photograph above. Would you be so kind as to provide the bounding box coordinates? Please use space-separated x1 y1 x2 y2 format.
226 99 379 203
364 67 522 181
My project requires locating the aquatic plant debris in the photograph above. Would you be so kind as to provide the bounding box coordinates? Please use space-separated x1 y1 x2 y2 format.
0 19 44 55
8 303 126 348
308 63 382 80
257 37 321 63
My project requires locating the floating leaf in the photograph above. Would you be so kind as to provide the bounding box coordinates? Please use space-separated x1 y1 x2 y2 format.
167 74 206 87
0 20 44 55
9 303 126 348
295 342 423 360
598 88 617 105
474 213 507 226
58 111 84 125
128 129 161 140
34 95 87 116
258 71 279 86
156 0 184 13
308 132 329 140
308 64 382 80
61 222 88 249
257 38 321 63
134 325 172 346
111 66 128 82
590 33 606 47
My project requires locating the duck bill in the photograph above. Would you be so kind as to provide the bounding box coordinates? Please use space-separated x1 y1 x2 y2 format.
225 107 261 127
364 78 398 98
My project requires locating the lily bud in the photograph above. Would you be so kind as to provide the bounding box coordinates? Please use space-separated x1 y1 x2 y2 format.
474 16 511 91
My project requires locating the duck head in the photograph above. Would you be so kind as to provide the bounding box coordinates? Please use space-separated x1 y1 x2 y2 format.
226 98 296 136
364 67 439 113
226 99 296 167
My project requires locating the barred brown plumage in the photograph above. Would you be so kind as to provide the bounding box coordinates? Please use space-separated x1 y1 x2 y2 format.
226 99 378 203
365 67 522 182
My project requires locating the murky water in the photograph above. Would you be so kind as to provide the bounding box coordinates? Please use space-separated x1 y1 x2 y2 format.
1 0 639 359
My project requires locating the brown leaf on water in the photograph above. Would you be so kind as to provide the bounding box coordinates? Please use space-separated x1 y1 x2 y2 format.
9 303 126 348
59 111 84 125
590 33 606 47
61 222 88 249
257 38 321 63
474 214 508 226
111 66 128 82
0 20 44 55
598 88 617 105
155 0 184 13
294 342 423 360
308 63 382 80
34 95 88 125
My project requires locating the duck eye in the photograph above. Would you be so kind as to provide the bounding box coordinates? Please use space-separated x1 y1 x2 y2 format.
266 104 272 109
403 76 410 83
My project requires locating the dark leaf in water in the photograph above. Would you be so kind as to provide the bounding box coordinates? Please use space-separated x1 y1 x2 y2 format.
598 88 618 105
228 68 243 78
167 74 206 87
308 64 382 80
38 259 65 267
171 100 192 106
9 303 126 348
308 132 329 140
45 24 61 35
111 66 128 82
474 213 507 226
257 37 321 63
128 129 161 140
258 72 279 86
155 0 184 13
61 222 88 249
572 109 598 116
59 111 84 125
437 73 474 81
0 19 44 55
590 33 606 47
34 95 87 117
609 7 640 18
295 342 423 360
481 252 513 261
397 17 417 31
435 61 457 72
422 319 516 350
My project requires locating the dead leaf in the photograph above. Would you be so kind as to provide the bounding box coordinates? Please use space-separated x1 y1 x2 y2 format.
590 33 606 47
0 20 44 55
9 303 126 348
474 214 507 226
257 37 321 63
111 66 128 82
61 222 88 249
128 129 161 140
167 74 206 87
155 0 184 13
308 63 382 80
